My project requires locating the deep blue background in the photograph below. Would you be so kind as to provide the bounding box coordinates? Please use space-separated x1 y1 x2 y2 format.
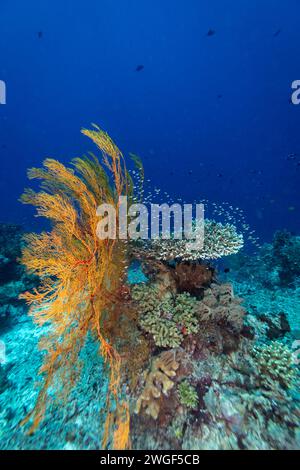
0 0 299 241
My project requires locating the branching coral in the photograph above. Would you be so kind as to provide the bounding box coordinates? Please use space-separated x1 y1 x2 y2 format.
178 381 198 409
132 220 243 262
19 125 140 448
252 342 296 390
132 284 199 348
172 294 199 334
135 350 179 419
141 314 183 348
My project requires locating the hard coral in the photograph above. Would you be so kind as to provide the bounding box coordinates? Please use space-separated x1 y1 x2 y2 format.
132 220 243 262
252 341 296 390
132 284 199 348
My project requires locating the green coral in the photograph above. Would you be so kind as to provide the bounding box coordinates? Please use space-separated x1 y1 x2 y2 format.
172 293 199 335
139 303 183 347
252 341 296 390
131 283 158 305
131 284 199 348
178 381 199 409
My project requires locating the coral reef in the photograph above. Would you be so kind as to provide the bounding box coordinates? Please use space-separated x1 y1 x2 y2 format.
1 127 299 451
223 231 300 336
132 336 300 450
1 226 299 450
129 249 300 451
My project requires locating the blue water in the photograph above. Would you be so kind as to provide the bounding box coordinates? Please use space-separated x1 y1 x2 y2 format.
0 0 299 240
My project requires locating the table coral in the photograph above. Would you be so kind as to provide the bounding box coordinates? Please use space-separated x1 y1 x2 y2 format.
131 220 244 262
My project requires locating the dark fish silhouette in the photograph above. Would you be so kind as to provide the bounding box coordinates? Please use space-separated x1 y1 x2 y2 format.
37 31 43 39
273 29 281 37
224 268 230 273
206 29 215 37
136 65 144 72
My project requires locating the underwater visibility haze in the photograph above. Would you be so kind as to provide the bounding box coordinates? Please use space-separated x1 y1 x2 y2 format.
0 0 299 452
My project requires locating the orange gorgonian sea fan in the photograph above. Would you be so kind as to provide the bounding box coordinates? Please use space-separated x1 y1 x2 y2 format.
19 125 138 449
